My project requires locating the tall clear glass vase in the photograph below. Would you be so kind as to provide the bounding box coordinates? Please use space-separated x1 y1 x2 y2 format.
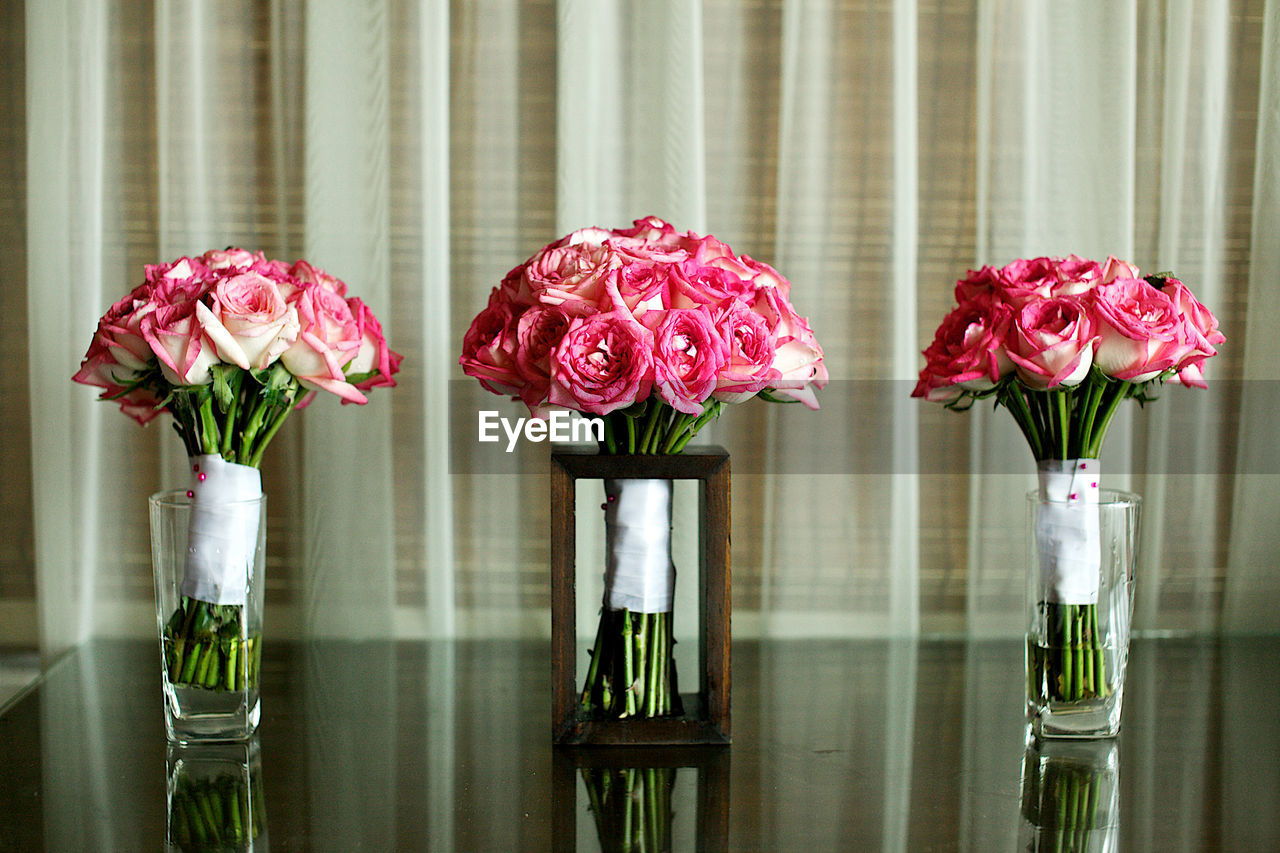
1026 489 1140 739
150 489 267 742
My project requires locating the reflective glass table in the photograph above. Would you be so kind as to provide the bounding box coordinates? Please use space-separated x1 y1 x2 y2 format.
2 636 1277 851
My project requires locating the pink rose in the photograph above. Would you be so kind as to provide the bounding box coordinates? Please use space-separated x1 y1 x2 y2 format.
668 261 754 310
610 217 698 264
549 310 654 415
611 216 688 254
201 247 264 271
911 294 1015 403
605 261 670 317
954 265 1004 304
96 287 160 372
459 293 525 398
651 307 728 414
145 256 210 293
523 231 620 316
280 284 367 404
117 386 165 425
289 259 348 297
512 304 573 409
197 271 299 370
1090 278 1188 382
1100 256 1142 283
1051 255 1104 297
733 255 791 296
140 301 221 386
751 288 826 408
1005 296 1097 388
1162 278 1225 387
72 325 134 399
712 300 780 403
996 257 1059 308
345 297 403 393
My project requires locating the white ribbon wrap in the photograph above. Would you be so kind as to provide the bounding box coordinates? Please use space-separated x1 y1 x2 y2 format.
1035 458 1101 604
603 479 675 613
181 454 263 605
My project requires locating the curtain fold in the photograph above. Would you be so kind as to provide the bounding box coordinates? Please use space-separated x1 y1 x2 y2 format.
8 0 1278 652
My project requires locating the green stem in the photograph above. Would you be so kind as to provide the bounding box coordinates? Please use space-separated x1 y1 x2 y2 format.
581 610 607 712
1055 388 1070 460
1060 604 1073 700
225 641 239 691
622 611 637 717
1074 375 1100 458
220 387 239 462
1031 391 1051 459
244 403 294 468
1003 383 1043 459
1086 380 1132 458
603 414 618 454
638 405 662 454
660 412 696 454
197 394 220 455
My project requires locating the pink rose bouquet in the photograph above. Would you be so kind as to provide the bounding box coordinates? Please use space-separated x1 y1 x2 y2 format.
461 217 825 721
74 248 401 694
461 216 826 453
912 255 1222 459
913 255 1222 707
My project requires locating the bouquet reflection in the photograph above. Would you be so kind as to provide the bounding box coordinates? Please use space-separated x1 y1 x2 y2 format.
1020 737 1119 852
581 764 678 853
166 737 267 852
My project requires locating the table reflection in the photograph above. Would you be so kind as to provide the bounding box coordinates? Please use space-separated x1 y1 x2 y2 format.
1 637 1277 850
553 746 729 851
1020 738 1120 853
166 737 267 851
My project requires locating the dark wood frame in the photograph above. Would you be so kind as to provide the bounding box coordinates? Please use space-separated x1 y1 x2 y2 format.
550 446 731 746
551 745 731 850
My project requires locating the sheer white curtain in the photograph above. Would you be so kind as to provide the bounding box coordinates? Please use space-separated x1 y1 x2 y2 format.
9 0 1278 661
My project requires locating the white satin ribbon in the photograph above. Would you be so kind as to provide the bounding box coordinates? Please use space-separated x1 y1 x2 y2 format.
1036 458 1101 604
181 454 263 605
603 479 675 613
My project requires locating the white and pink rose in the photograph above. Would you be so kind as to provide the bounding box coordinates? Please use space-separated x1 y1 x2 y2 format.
462 217 826 419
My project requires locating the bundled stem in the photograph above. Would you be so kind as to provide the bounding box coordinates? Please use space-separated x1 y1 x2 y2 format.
1022 753 1110 850
579 608 682 719
168 760 267 849
580 399 722 721
997 370 1144 706
581 766 677 853
161 364 300 694
163 597 263 692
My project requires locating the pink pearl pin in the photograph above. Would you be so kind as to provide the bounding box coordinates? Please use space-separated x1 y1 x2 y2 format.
1079 462 1088 470
186 490 195 498
198 472 207 482
1070 492 1078 500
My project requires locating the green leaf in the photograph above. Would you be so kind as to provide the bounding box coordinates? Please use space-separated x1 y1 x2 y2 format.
209 364 235 410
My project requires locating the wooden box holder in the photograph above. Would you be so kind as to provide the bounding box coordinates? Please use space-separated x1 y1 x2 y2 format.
551 745 731 850
551 446 731 746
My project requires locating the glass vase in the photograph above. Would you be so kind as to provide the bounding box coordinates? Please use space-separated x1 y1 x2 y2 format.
1020 737 1120 851
1026 488 1140 739
150 489 267 742
166 737 268 851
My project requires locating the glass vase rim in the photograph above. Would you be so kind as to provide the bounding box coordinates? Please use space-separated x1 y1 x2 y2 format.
148 488 267 509
1024 488 1141 507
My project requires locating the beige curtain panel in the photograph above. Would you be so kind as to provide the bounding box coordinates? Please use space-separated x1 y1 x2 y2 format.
4 0 1278 659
